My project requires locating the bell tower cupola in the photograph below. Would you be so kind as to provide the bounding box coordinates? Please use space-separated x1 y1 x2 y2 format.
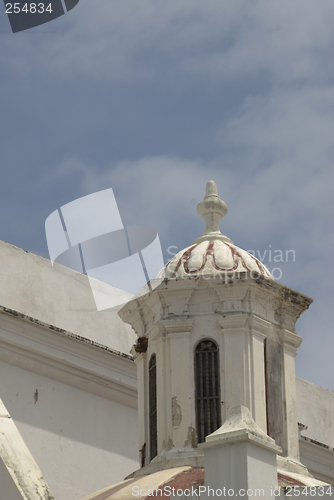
119 181 312 476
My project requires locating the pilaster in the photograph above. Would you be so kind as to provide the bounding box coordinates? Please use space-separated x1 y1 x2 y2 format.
278 328 303 462
217 314 249 419
162 319 195 457
248 315 271 433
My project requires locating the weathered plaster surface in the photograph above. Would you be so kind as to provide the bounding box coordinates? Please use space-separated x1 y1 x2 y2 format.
296 378 334 448
0 239 140 499
0 361 139 500
120 272 310 472
0 240 136 354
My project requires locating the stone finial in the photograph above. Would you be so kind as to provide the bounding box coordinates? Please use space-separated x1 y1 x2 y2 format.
192 180 233 244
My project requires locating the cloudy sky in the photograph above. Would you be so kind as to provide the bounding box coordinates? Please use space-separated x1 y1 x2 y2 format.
0 0 333 391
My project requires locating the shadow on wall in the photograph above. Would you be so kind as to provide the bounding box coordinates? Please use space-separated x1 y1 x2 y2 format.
0 362 138 454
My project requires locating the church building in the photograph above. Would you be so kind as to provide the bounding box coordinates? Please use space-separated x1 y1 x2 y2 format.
0 181 333 500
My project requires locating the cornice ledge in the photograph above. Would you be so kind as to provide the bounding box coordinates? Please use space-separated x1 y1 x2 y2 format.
248 315 271 338
217 313 248 329
0 306 134 362
0 339 137 409
118 293 152 331
252 278 313 311
162 318 195 334
158 277 201 291
299 437 334 464
278 328 303 350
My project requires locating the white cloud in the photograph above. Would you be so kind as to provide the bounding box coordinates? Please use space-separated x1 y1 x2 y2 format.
183 0 334 83
216 85 334 241
2 0 334 83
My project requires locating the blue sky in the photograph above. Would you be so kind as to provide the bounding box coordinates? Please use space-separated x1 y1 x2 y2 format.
0 0 333 391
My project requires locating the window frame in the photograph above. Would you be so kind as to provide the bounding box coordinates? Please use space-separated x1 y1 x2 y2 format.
194 338 221 444
149 353 157 460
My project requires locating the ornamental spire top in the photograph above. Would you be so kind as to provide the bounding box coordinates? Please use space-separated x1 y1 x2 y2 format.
192 180 233 244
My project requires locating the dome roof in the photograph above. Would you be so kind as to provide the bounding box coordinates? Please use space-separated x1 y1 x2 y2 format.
159 180 272 280
162 239 272 279
81 467 204 500
80 464 322 499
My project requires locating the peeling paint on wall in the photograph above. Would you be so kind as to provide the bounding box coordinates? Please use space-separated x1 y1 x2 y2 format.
184 427 196 448
172 397 182 428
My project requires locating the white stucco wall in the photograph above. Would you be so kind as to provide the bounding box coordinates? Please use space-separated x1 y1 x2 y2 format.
0 361 139 500
0 240 136 354
296 378 334 448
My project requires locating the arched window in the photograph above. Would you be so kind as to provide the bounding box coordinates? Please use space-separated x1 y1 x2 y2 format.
149 353 157 460
195 339 221 443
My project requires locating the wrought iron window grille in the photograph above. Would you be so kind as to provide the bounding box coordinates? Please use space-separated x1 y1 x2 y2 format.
149 353 157 460
195 339 221 443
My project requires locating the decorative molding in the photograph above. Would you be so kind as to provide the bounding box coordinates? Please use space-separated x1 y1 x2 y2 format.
167 332 192 340
159 289 195 317
217 314 248 330
248 315 271 340
299 437 334 484
163 240 272 280
278 328 303 352
215 285 249 302
162 319 195 334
